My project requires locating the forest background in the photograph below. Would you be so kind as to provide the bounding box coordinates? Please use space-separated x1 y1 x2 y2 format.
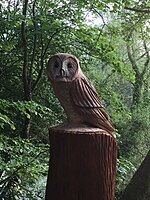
0 0 149 199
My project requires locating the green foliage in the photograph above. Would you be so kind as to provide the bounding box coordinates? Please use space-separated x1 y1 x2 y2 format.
116 157 136 198
0 113 15 131
0 98 59 132
0 134 49 199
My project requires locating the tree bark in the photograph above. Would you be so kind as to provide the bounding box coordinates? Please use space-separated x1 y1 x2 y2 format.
121 150 150 200
21 0 30 139
45 126 117 200
20 110 31 139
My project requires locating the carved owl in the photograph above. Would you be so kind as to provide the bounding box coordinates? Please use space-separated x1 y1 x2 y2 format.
47 53 115 134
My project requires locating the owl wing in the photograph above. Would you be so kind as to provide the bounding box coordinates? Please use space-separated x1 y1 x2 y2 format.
70 77 115 133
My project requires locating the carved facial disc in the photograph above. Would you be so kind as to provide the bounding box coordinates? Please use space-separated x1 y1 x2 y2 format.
47 54 78 82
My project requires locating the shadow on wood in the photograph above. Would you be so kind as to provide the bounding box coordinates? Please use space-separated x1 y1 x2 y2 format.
45 127 117 200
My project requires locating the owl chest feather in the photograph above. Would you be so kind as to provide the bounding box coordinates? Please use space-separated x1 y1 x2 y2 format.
53 81 82 123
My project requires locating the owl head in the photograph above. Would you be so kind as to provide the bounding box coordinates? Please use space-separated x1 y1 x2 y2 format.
47 53 83 82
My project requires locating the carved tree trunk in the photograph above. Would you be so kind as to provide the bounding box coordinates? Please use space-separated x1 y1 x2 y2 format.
45 127 117 200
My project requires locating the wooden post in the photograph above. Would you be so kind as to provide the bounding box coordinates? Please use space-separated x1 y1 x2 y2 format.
45 127 117 200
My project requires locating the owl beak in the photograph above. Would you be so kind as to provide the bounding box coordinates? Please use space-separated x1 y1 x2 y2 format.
60 69 65 77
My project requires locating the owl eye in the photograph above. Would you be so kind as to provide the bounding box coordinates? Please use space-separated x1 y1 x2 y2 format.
67 62 72 68
54 64 59 68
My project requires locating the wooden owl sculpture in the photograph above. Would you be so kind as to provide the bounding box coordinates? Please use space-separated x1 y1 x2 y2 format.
47 53 115 134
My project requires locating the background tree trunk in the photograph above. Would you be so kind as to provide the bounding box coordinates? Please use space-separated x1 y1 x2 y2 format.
45 127 117 200
20 0 44 138
121 150 150 200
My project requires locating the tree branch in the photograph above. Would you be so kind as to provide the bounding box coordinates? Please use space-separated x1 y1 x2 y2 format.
21 0 29 99
29 0 37 90
92 7 106 25
103 72 114 85
124 6 150 13
43 26 69 58
142 40 150 77
31 26 69 91
32 53 44 92
127 44 139 76
137 52 149 61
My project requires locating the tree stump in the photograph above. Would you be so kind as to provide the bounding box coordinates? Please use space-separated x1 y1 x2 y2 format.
45 126 117 200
